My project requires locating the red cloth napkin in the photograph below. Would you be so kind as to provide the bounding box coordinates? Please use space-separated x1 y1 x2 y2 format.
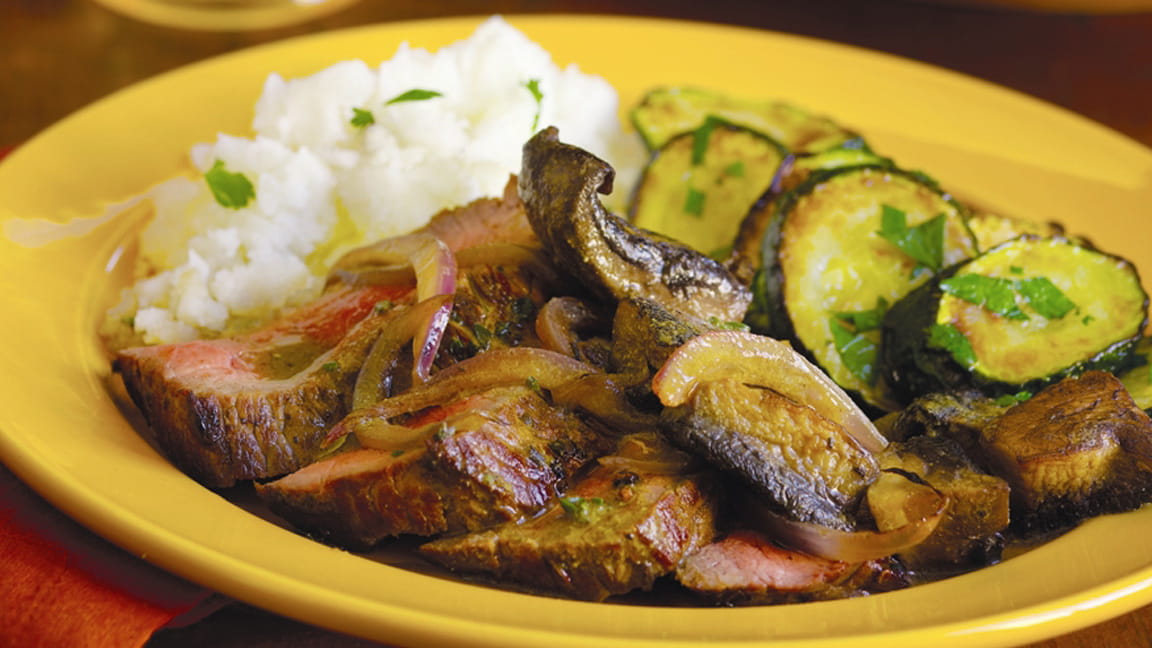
0 144 217 648
0 464 218 648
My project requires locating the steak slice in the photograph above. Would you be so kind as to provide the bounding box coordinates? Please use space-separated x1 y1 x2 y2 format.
418 433 718 601
115 188 552 488
677 529 908 605
116 282 410 487
255 384 614 548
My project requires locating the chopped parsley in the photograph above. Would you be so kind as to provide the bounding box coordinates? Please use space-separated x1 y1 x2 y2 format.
994 390 1033 407
321 361 340 372
724 160 746 178
558 496 608 524
525 375 544 396
205 160 255 209
350 107 375 128
941 272 1078 321
1016 276 1077 319
385 88 443 104
828 299 888 385
928 323 977 368
940 274 1027 321
876 205 946 272
691 116 723 166
524 78 543 132
708 316 750 332
472 323 493 351
683 187 707 216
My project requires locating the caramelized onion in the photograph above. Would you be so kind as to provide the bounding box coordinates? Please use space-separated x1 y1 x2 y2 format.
535 296 608 360
352 295 454 409
331 347 600 444
652 330 888 454
596 433 698 475
549 373 654 431
746 472 948 563
328 232 457 301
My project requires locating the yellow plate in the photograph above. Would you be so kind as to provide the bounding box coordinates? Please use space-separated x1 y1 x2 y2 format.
3 15 1152 648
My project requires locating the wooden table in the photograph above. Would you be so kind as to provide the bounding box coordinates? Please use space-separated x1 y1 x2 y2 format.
3 1 1152 646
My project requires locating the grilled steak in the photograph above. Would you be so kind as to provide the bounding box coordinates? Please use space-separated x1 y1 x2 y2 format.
116 190 551 488
115 283 411 487
256 384 614 548
677 529 907 605
419 433 718 601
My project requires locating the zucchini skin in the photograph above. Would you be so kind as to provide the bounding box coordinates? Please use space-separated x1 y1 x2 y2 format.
881 237 1149 404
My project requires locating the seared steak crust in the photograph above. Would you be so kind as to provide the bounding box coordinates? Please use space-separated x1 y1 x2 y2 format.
116 284 406 488
256 385 613 548
419 433 718 601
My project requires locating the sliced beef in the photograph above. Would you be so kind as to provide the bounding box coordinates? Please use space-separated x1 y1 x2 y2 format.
116 190 554 488
256 384 613 548
116 283 411 487
419 433 718 601
677 529 908 605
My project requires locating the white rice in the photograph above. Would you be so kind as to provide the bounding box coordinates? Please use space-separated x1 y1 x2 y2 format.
106 16 636 346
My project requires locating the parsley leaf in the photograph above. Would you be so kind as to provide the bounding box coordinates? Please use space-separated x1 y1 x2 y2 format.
877 205 946 272
1016 276 1077 319
830 316 879 384
385 88 443 105
833 297 889 333
204 160 255 210
928 323 977 368
350 107 375 128
684 187 707 216
691 116 723 166
558 496 608 524
524 78 543 132
940 274 1028 320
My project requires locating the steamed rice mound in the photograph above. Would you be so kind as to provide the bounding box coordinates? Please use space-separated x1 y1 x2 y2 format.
105 16 634 347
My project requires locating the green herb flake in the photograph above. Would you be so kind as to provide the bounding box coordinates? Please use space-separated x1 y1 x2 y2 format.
829 317 878 384
373 299 394 314
1016 276 1077 320
724 161 746 177
525 375 544 396
558 496 608 524
691 116 723 166
708 316 750 332
205 160 255 209
994 391 1033 407
524 78 543 132
928 323 977 368
321 361 340 373
350 107 376 128
385 88 443 105
684 187 707 216
1009 265 1025 275
833 298 889 333
940 274 1028 321
472 323 493 350
877 205 946 272
1083 314 1097 325
391 449 406 457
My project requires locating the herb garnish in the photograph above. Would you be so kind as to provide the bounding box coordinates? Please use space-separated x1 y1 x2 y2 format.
928 323 977 368
940 274 1027 321
1016 276 1077 319
386 88 443 104
350 107 375 128
877 205 946 272
683 187 707 216
691 115 723 166
994 391 1033 407
829 298 888 384
205 160 255 209
524 78 543 132
558 496 608 524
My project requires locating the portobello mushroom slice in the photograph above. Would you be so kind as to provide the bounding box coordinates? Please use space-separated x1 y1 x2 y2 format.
977 371 1152 533
881 235 1148 402
653 331 886 531
519 127 751 324
871 435 1010 568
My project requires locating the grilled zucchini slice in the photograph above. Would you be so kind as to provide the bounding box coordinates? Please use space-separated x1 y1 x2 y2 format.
631 86 859 153
752 165 979 411
629 119 787 257
881 236 1148 402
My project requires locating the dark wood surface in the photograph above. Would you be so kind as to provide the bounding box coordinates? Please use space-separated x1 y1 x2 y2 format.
4 0 1152 646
